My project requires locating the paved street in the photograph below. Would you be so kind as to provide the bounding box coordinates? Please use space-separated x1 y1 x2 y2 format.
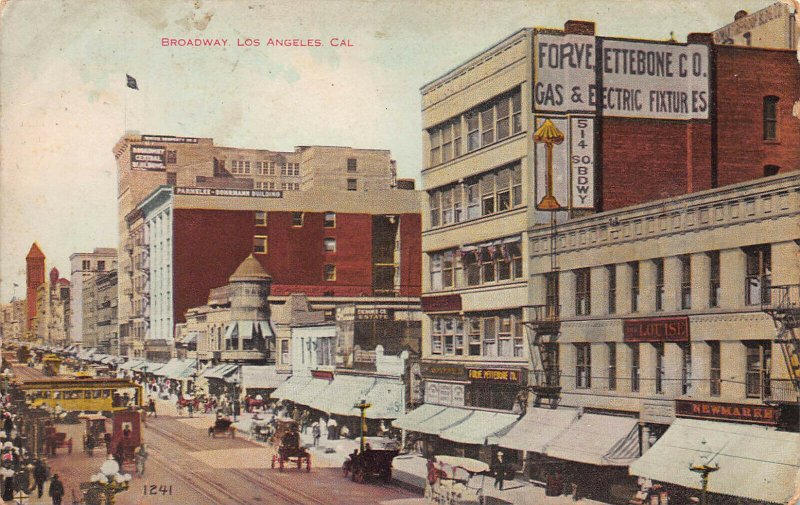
33 402 421 505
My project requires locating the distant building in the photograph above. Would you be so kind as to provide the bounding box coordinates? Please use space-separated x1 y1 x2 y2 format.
25 243 45 336
82 269 118 353
69 248 117 344
0 299 26 344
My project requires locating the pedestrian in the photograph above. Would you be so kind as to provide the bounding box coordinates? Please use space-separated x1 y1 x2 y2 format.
33 458 48 498
311 422 321 447
187 400 194 418
300 410 310 433
135 445 149 477
493 451 506 491
48 474 65 505
148 398 157 418
340 424 350 440
327 416 338 440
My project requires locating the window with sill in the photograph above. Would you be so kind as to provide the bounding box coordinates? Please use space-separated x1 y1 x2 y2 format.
763 96 778 141
429 240 521 292
744 245 771 305
708 251 721 308
680 255 691 309
432 313 522 358
654 259 665 311
575 268 591 316
575 343 591 389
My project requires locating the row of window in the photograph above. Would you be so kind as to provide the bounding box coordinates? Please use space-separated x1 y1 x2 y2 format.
251 236 337 280
228 160 301 176
566 340 770 399
430 313 524 358
252 211 338 228
430 239 523 291
429 163 523 228
550 245 770 317
428 88 522 168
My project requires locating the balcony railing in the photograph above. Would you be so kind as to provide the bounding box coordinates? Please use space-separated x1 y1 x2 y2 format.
763 378 799 403
762 284 800 315
525 305 561 334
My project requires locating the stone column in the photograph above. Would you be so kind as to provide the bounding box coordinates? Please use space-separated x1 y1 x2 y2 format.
663 256 683 312
690 252 711 310
721 340 746 401
616 263 633 314
639 260 657 314
771 241 800 287
663 343 684 397
720 248 746 309
618 342 633 393
590 266 609 315
559 270 576 318
591 343 609 391
640 343 657 395
691 341 711 398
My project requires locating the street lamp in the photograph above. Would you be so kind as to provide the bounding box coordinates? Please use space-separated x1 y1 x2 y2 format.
688 440 719 505
353 400 371 453
89 456 132 505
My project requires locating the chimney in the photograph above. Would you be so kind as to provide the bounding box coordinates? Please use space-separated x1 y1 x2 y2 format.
564 21 595 36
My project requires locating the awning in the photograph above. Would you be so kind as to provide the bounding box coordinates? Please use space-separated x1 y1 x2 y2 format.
154 359 198 379
241 366 287 390
180 332 199 345
395 405 473 436
225 320 274 340
392 404 447 432
202 364 239 380
630 418 800 504
545 413 640 466
118 359 144 371
100 356 118 364
91 353 109 363
77 348 96 360
363 377 406 419
130 361 164 373
493 407 580 451
293 377 332 407
439 410 519 445
272 375 313 402
312 375 374 415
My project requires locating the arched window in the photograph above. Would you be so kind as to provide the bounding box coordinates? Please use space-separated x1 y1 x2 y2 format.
763 96 778 140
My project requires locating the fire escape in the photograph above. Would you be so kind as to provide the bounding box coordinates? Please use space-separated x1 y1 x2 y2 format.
524 119 565 407
761 284 800 404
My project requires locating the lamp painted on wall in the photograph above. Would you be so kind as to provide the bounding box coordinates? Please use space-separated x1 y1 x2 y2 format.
534 119 565 211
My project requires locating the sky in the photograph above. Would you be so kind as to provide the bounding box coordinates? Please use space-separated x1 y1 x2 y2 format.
0 0 785 303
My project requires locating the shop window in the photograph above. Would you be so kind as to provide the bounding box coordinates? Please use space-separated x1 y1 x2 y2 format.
708 251 721 308
763 96 778 140
575 268 591 316
744 245 771 305
607 265 617 314
654 259 665 311
709 341 721 396
255 211 267 227
575 343 591 389
745 341 771 398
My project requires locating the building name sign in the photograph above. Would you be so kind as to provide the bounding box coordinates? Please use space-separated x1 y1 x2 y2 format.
675 399 778 426
534 33 709 120
421 363 467 381
421 294 462 313
354 308 394 321
141 135 199 144
623 316 689 343
130 145 165 171
174 187 283 198
713 3 789 43
467 368 522 383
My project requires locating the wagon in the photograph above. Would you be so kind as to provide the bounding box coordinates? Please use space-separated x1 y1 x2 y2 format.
425 455 489 505
78 413 108 455
208 416 236 438
270 419 310 472
344 437 400 484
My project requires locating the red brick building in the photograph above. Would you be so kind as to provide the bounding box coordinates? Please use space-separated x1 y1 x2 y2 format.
25 242 45 334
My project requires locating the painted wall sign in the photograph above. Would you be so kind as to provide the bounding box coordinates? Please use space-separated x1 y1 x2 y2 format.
623 316 690 342
467 368 523 383
141 135 199 143
421 294 462 313
131 145 165 170
675 399 778 425
311 370 334 381
174 187 283 198
534 33 710 120
570 116 595 209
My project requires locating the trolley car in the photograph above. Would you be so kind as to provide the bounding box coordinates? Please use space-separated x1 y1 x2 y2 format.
15 376 143 413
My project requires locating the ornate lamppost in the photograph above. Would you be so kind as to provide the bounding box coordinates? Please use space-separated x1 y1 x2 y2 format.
354 400 371 453
89 456 132 505
534 118 565 211
688 440 719 505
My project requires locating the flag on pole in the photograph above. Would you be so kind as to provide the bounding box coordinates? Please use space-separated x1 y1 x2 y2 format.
126 74 139 90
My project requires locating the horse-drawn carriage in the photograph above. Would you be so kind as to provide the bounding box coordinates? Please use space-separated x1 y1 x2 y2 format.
208 416 236 438
270 419 310 472
425 456 488 505
343 437 400 484
176 394 201 415
44 426 73 456
78 413 108 455
109 409 142 471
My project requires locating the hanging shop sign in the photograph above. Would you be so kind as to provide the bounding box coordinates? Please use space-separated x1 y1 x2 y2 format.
623 317 689 343
354 308 394 321
311 370 334 381
467 368 524 384
675 399 778 426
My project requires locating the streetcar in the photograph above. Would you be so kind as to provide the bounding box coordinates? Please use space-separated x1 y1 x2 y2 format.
15 376 143 413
